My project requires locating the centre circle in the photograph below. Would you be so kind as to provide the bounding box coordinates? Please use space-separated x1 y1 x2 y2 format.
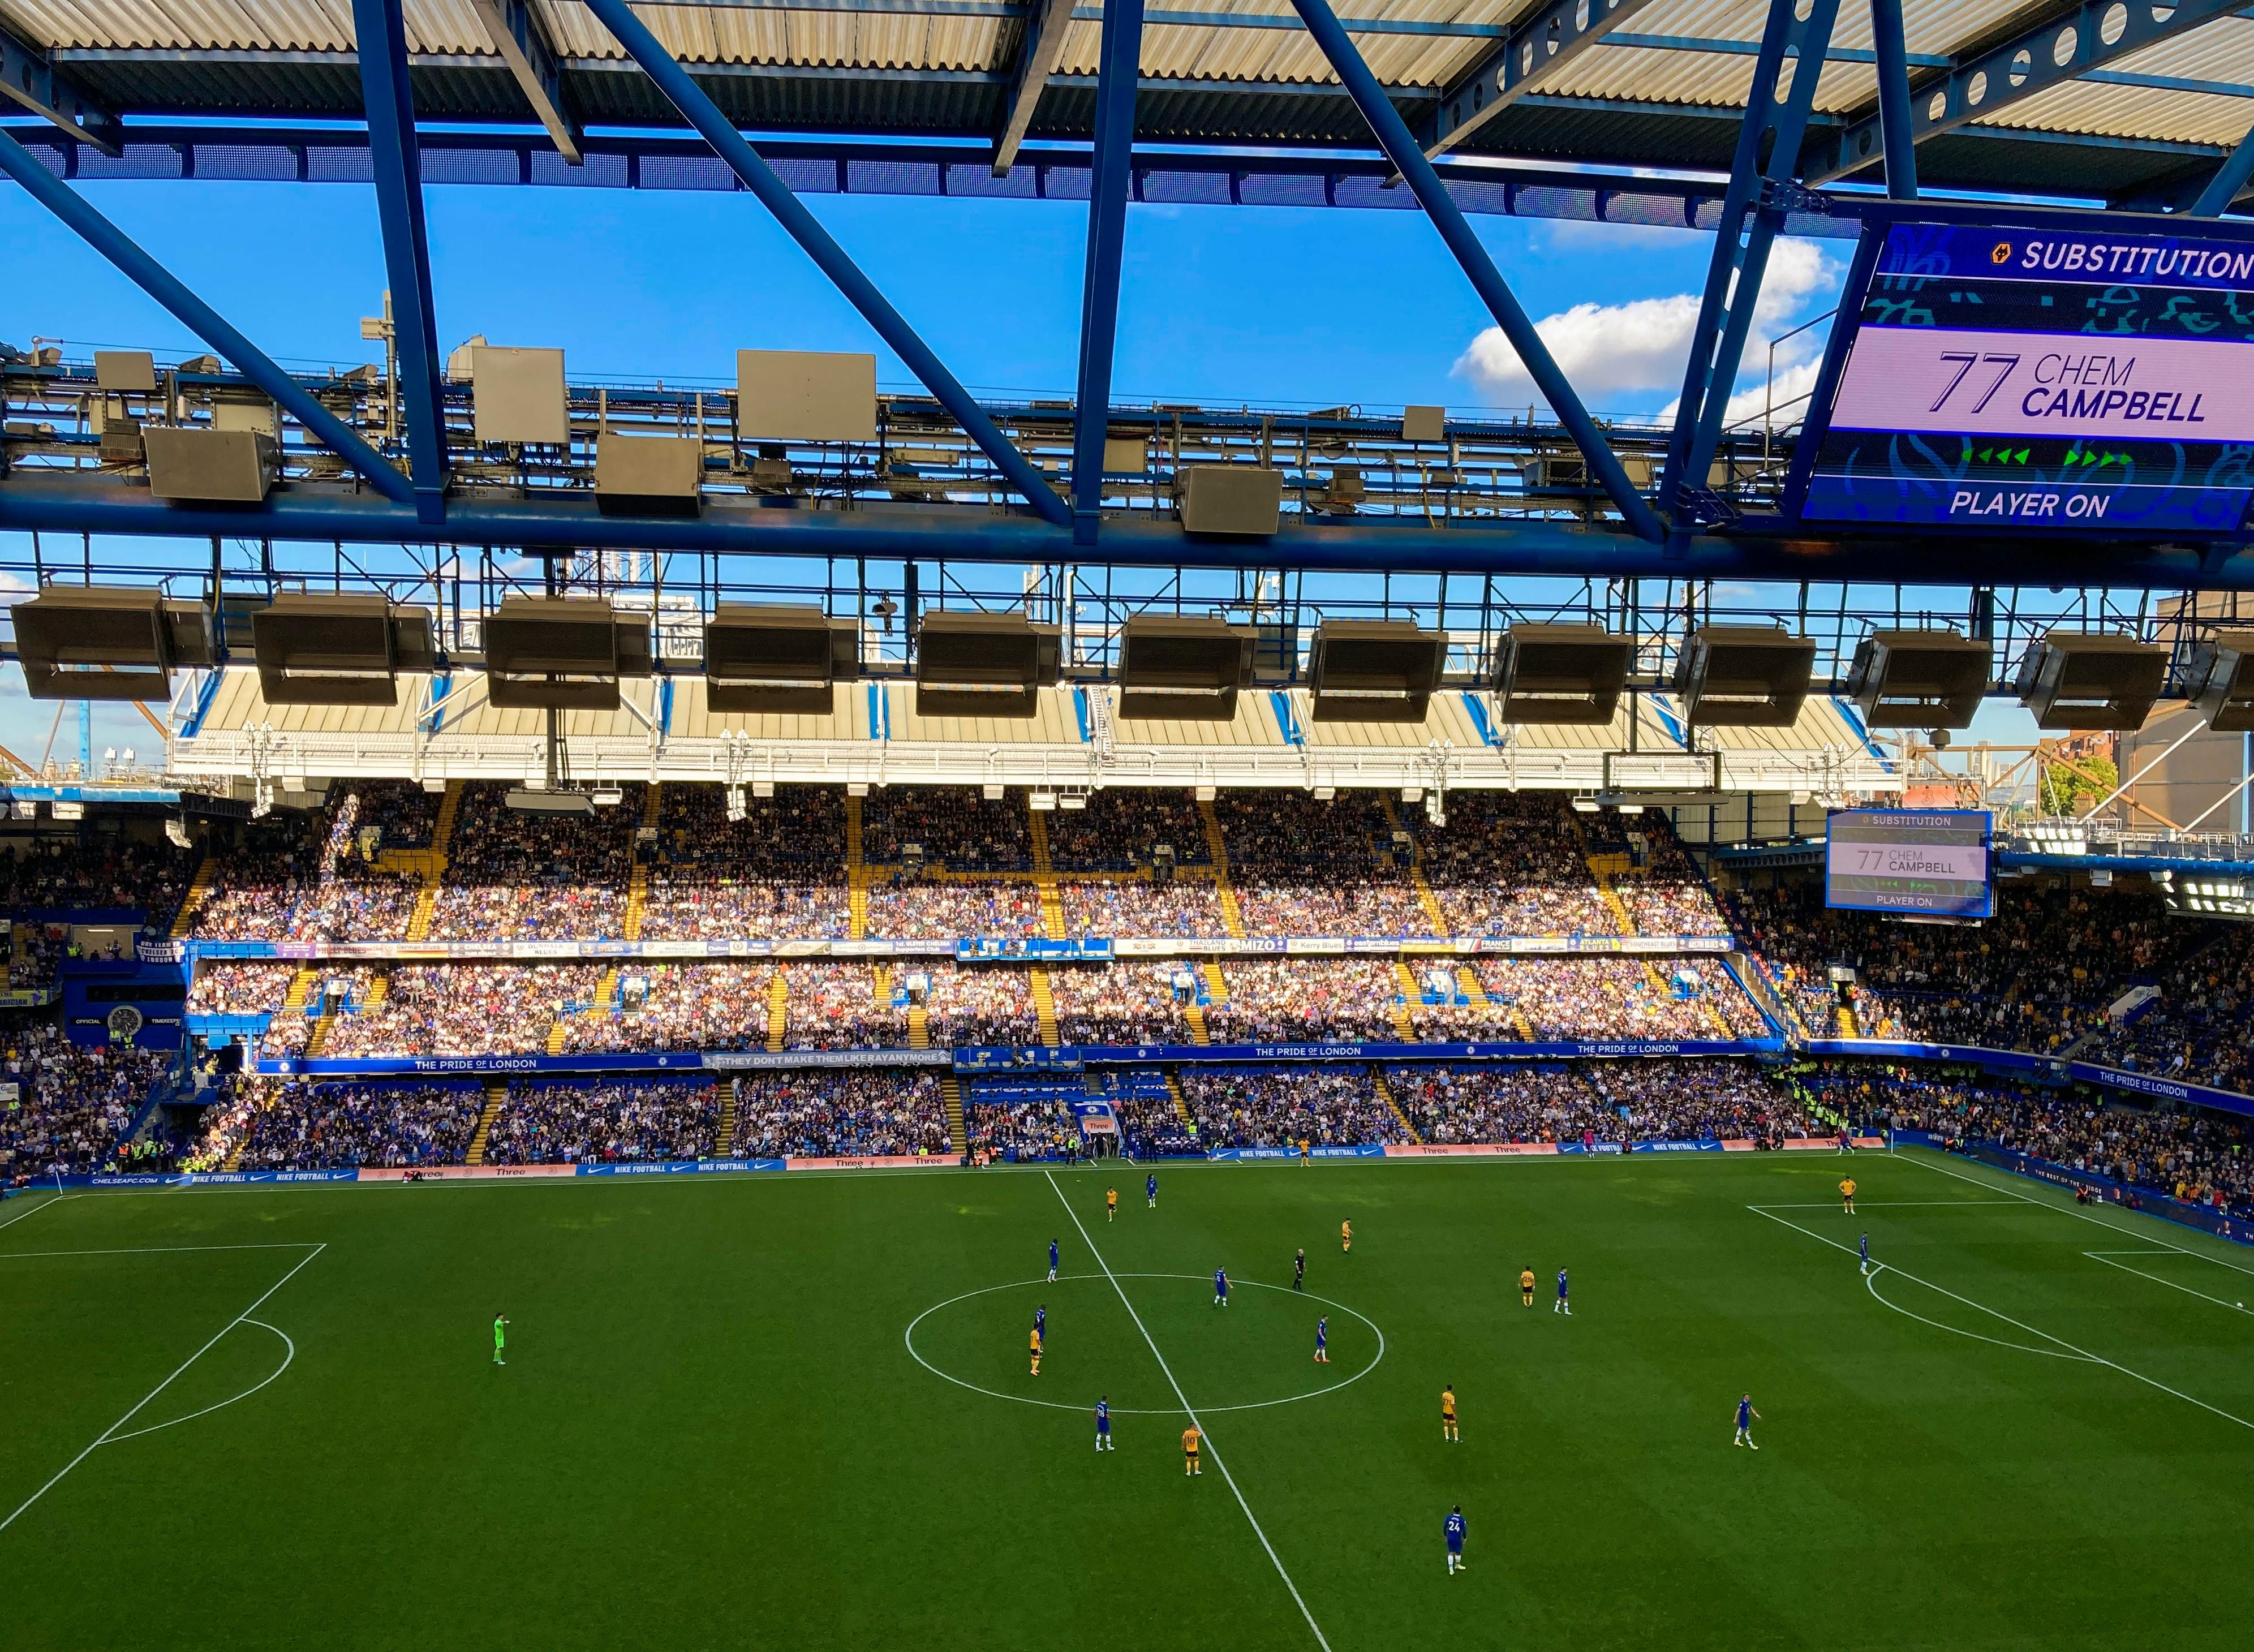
904 1272 1386 1416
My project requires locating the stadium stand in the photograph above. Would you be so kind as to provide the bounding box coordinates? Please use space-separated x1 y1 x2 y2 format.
642 784 850 940
316 964 603 1056
1048 962 1198 1047
1423 792 1616 937
233 1081 483 1170
1203 958 1403 1044
733 1068 950 1158
0 1029 173 1177
0 837 193 927
561 963 773 1054
427 782 641 940
1215 790 1433 936
484 1078 721 1165
1178 1064 1405 1148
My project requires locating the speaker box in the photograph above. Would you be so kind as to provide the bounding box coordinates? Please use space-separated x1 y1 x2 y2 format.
143 428 278 503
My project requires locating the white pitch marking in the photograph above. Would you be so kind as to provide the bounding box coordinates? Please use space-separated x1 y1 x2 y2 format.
904 1273 1385 1416
2084 1251 2254 1315
0 1243 320 1260
0 1193 74 1233
102 1320 298 1443
1752 1206 2254 1432
1045 1171 1333 1652
1901 1151 2254 1277
1751 1199 2024 1209
0 1242 326 1537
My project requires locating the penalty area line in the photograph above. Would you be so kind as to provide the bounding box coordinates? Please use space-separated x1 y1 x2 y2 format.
1043 1171 1333 1652
0 1241 327 1538
1751 1206 2254 1433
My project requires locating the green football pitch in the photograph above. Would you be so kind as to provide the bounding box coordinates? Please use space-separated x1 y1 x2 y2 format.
3 1148 2251 1650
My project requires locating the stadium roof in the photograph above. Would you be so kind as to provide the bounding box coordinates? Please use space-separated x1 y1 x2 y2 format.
5 0 2254 211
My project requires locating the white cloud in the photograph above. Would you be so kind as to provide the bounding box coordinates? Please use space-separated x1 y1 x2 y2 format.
1453 237 1840 421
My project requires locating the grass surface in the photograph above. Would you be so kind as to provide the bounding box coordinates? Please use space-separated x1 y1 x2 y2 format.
3 1147 2251 1650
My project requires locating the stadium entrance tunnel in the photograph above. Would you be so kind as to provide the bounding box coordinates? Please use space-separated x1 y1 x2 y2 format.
905 1275 1383 1417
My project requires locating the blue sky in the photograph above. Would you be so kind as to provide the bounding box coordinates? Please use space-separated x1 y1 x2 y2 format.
2 172 2041 768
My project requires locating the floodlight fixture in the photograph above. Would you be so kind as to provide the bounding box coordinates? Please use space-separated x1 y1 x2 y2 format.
251 594 435 707
703 604 857 715
11 585 215 702
2015 631 2170 730
2187 629 2254 732
1490 623 1632 724
1844 628 1990 729
1307 620 1447 723
481 596 652 711
914 610 1061 719
1116 615 1254 721
1672 625 1816 726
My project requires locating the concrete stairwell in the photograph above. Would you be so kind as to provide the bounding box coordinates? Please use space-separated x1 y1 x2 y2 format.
466 1079 507 1165
169 853 216 939
765 969 789 1053
1382 796 1449 935
715 1078 738 1157
1030 967 1060 1046
1027 808 1067 939
1373 1066 1422 1143
942 1075 968 1158
281 966 318 1012
1389 960 1419 1040
1195 798 1249 938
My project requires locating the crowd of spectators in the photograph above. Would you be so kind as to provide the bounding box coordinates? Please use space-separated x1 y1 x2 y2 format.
317 963 600 1057
427 783 640 940
963 1079 1081 1160
1855 1069 2254 1215
180 1071 270 1171
1388 1065 1605 1144
923 965 1038 1047
285 785 425 942
1178 1065 1405 1148
1048 963 1197 1046
1205 959 1403 1044
784 963 905 1050
862 788 1033 871
484 1079 720 1164
1477 957 1770 1042
0 837 194 927
1599 816 1730 936
1425 793 1618 937
561 963 773 1053
1055 878 1228 939
864 874 1045 940
190 833 319 941
2077 924 2254 1091
1045 790 1211 873
1216 791 1434 936
0 1029 172 1178
733 1068 950 1157
1727 878 2170 1051
4 921 66 990
186 961 298 1018
233 1081 481 1170
642 785 849 940
1383 1058 1804 1145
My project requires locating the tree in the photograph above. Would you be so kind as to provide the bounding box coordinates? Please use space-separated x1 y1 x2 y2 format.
2038 755 2118 817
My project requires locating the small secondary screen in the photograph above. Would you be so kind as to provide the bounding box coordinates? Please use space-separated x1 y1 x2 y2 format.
1825 808 1993 919
1797 221 2254 532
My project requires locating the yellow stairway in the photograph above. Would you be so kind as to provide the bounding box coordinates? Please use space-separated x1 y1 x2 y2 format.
1028 808 1066 939
593 964 620 1012
1373 1066 1422 1144
623 865 649 941
843 795 871 939
1195 798 1248 938
1382 797 1449 935
1201 961 1231 1006
1030 967 1060 1046
908 1004 931 1050
432 780 464 851
643 781 663 829
304 1008 337 1057
405 879 440 941
942 1075 967 1158
361 969 389 1011
1388 960 1419 1041
1454 965 1487 1005
466 1079 507 1165
715 1078 737 1157
169 853 216 939
1185 1004 1211 1045
221 1081 283 1171
765 970 789 1052
544 1013 569 1056
281 966 318 1012
1836 1002 1861 1038
1165 1069 1195 1129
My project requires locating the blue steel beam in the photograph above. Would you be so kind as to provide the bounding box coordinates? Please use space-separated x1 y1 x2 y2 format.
579 0 1074 528
1659 0 1841 521
2194 119 2254 217
994 0 1076 175
0 21 121 153
1285 0 1666 543
1868 0 1917 202
354 0 449 525
1069 0 1143 545
1808 0 2243 187
7 473 2254 587
0 128 414 505
469 0 583 163
1422 0 1667 159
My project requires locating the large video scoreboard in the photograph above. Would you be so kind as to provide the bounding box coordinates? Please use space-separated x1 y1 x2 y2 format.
1791 217 2254 532
1825 808 1993 919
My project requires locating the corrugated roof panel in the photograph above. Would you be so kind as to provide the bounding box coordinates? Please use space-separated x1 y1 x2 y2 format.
1111 685 1286 747
1976 18 2254 145
892 682 1080 743
665 677 859 740
543 1 1010 70
11 0 359 51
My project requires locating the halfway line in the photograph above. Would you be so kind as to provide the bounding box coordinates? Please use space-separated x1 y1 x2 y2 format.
0 1242 327 1537
1043 1171 1332 1652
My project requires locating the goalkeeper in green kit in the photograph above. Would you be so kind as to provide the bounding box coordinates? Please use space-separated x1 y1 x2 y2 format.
492 1312 509 1367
